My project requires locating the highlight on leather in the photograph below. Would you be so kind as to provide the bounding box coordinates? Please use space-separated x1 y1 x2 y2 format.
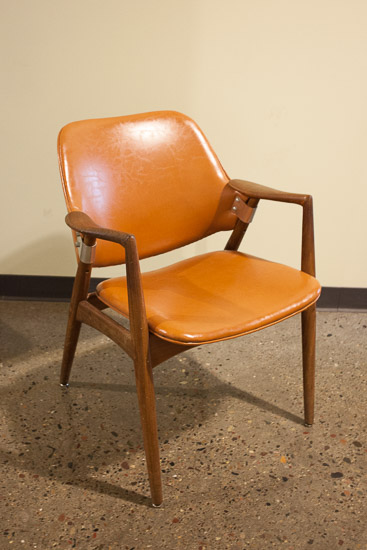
96 251 321 345
58 111 238 266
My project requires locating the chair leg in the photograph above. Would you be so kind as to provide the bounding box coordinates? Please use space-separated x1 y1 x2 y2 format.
301 304 316 426
134 354 163 507
60 318 82 385
60 261 92 385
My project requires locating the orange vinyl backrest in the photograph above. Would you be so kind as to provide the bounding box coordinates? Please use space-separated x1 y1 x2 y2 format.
58 111 238 267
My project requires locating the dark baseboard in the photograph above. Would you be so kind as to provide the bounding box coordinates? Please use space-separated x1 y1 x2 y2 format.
316 287 367 310
0 274 366 310
0 274 104 302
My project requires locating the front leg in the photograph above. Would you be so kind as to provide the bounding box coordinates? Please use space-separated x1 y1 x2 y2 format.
302 304 316 426
134 349 163 506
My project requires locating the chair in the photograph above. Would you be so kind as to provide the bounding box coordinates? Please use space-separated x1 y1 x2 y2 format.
57 111 321 506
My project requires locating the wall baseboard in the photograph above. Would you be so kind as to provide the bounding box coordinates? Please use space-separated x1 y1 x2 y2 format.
0 275 104 302
0 274 366 311
316 286 367 311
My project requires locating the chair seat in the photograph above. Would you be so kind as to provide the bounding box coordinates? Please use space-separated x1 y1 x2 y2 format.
96 251 321 345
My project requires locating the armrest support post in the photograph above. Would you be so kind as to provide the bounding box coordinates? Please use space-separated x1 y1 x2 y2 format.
228 179 316 276
124 235 150 360
301 196 316 277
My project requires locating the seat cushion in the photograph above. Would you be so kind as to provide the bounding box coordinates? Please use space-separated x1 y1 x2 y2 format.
96 251 321 345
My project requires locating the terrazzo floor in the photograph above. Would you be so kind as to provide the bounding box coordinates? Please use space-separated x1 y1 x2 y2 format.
0 301 366 550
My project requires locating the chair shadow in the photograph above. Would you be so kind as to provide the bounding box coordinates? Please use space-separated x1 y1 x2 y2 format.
72 379 304 425
1 331 304 506
0 446 152 507
0 319 32 360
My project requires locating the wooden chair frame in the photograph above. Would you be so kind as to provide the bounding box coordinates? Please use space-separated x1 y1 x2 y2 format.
61 178 317 507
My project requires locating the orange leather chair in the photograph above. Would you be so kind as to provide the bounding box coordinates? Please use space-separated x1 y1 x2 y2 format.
58 111 321 506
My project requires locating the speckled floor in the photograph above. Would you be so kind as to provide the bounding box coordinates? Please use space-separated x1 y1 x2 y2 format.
0 301 366 550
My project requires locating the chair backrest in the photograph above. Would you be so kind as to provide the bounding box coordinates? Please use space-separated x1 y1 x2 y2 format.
58 111 237 267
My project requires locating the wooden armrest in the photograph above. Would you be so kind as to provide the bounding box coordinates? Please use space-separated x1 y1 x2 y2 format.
229 179 309 206
65 211 132 247
65 210 147 351
65 210 140 281
229 179 315 277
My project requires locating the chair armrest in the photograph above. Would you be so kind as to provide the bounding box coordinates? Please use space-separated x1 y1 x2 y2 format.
65 210 133 247
65 210 148 349
228 179 309 205
229 179 316 277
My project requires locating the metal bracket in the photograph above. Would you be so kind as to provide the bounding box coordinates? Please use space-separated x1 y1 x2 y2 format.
75 232 82 248
231 196 257 224
79 240 97 264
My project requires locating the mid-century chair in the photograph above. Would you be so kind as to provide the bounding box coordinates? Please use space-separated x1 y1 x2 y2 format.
58 111 321 506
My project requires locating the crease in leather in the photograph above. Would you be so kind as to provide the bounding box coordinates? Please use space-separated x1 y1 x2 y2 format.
96 251 321 345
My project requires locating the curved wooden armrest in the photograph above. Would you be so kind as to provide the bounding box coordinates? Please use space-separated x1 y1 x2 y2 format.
65 210 147 346
229 179 315 277
229 179 309 206
65 210 133 247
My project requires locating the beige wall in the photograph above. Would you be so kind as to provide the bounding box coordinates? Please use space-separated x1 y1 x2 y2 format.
1 0 366 287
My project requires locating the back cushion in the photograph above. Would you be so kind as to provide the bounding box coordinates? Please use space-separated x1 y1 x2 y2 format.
58 111 237 266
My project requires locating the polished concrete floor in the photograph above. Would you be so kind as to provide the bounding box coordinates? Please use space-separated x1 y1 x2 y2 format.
0 301 366 550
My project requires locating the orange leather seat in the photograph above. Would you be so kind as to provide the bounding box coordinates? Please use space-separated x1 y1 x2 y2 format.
97 251 320 344
58 110 321 506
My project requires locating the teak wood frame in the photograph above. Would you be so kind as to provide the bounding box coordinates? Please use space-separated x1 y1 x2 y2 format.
60 179 317 507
